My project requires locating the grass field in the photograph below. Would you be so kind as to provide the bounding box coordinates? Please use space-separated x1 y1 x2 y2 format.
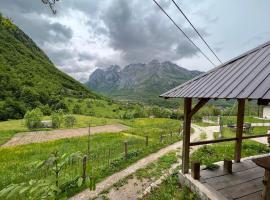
0 115 120 145
142 173 198 200
0 118 182 198
220 126 269 139
191 140 270 167
209 115 270 125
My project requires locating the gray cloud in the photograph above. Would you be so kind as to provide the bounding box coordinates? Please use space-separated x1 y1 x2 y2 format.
2 0 268 82
101 0 201 64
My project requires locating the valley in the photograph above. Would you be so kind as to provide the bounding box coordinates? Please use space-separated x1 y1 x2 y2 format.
0 11 269 200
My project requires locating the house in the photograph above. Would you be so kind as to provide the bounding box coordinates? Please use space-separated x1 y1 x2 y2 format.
160 41 270 200
263 105 270 119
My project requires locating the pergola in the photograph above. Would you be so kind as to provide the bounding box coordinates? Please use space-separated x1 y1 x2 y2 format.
160 41 270 183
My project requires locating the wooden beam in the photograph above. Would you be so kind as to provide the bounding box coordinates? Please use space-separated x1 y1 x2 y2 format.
234 99 245 163
190 137 237 146
242 134 270 139
189 98 209 118
182 98 192 174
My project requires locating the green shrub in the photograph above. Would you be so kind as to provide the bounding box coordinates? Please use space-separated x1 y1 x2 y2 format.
24 108 43 129
64 115 77 128
51 110 64 128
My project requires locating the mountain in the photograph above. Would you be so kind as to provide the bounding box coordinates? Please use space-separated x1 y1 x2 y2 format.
86 60 202 107
0 15 100 120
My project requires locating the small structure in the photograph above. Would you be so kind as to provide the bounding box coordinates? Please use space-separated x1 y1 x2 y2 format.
41 120 53 128
263 105 270 119
160 41 270 200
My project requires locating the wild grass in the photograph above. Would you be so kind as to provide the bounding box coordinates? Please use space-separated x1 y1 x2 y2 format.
0 115 120 145
0 118 182 197
191 140 270 167
142 173 198 200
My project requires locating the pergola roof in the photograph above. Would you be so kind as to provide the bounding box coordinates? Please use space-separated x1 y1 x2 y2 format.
160 41 270 100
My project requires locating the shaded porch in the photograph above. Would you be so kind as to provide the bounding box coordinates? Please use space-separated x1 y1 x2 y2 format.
179 154 270 200
160 41 270 200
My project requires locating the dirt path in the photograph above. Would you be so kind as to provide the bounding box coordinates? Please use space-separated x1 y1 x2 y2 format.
70 124 203 200
2 124 129 147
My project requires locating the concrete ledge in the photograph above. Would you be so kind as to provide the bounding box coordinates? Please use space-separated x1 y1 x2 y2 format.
179 171 227 200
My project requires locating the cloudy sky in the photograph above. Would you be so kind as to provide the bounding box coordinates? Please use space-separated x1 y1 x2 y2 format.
1 0 270 82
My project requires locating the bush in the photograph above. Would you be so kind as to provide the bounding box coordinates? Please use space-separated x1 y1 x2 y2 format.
24 108 43 129
0 99 26 120
72 104 81 114
39 104 52 116
51 110 64 128
64 115 76 128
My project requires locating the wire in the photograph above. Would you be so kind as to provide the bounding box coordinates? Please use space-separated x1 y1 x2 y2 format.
152 0 216 66
171 0 222 64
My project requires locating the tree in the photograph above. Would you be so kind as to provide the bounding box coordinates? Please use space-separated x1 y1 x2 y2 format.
64 115 76 128
0 151 96 199
0 99 26 120
24 108 43 129
41 0 60 14
72 104 82 114
51 110 64 128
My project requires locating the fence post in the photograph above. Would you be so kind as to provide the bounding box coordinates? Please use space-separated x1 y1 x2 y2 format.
124 141 128 158
108 148 111 166
145 136 149 146
82 155 87 181
170 131 173 141
160 134 163 143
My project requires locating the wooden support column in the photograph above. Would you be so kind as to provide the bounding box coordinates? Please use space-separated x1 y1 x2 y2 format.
234 99 245 163
182 98 192 174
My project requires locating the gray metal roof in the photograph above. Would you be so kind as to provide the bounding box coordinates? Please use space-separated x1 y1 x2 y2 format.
160 41 270 100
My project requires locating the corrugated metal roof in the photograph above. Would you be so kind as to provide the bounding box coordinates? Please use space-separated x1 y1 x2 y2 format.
160 41 270 100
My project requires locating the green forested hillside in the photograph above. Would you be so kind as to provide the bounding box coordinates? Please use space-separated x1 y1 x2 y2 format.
0 15 100 120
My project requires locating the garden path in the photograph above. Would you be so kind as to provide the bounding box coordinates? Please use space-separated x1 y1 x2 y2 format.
70 124 205 200
1 124 129 147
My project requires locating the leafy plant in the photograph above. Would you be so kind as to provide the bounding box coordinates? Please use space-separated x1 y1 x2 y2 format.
0 179 59 200
51 110 64 128
24 108 43 129
64 115 76 128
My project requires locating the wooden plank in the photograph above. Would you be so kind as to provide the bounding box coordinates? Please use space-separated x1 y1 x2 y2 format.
236 191 263 200
206 166 264 190
182 98 192 174
201 160 257 181
189 98 209 117
242 134 270 140
190 137 237 146
235 99 245 162
218 177 263 199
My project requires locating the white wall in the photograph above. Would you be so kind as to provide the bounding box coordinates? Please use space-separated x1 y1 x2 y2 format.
263 106 270 119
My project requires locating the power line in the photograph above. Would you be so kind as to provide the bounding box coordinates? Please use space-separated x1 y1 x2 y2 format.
171 0 222 64
152 0 216 66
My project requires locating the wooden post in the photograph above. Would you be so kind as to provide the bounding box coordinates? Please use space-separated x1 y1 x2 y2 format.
182 98 192 174
160 134 163 143
145 136 149 146
108 148 111 166
191 161 200 180
234 99 245 163
170 131 173 141
223 159 232 174
124 141 128 158
82 155 87 181
262 170 270 200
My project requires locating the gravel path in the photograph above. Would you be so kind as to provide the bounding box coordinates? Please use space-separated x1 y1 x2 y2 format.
70 124 203 200
2 124 129 147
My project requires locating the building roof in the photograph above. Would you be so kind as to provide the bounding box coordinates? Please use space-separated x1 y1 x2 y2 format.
160 41 270 100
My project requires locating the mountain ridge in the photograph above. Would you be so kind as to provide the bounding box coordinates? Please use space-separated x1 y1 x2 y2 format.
0 14 101 120
86 60 202 106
